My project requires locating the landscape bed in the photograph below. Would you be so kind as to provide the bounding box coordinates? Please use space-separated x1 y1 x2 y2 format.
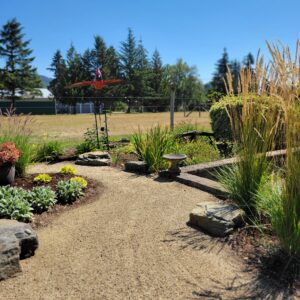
4 172 103 228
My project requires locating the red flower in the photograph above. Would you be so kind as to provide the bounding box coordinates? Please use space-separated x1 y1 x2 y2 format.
0 142 21 166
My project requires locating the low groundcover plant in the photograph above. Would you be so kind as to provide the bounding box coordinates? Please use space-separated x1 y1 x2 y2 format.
33 173 52 184
56 180 83 204
60 165 77 175
70 176 88 188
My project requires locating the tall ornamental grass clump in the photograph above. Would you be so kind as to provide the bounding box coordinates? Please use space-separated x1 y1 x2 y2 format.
132 126 172 173
262 41 300 260
217 63 280 218
219 40 300 264
0 109 34 176
35 140 64 162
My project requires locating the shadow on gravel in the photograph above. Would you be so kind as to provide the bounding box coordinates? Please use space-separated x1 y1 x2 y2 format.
164 228 298 298
162 226 226 254
191 274 296 299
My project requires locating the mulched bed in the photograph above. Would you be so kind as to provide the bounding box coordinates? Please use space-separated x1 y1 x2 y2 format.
12 173 104 229
226 226 300 293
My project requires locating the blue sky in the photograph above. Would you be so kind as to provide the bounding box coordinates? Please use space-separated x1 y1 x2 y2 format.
1 0 300 83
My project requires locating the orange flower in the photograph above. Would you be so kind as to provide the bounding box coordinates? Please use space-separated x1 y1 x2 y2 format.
0 142 21 166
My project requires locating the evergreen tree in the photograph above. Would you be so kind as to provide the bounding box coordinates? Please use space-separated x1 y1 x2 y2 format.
230 59 241 94
93 35 107 74
48 50 68 101
150 49 163 96
134 39 150 97
119 28 137 97
210 48 230 97
65 44 85 108
243 52 255 70
105 46 120 78
104 46 121 97
0 18 42 106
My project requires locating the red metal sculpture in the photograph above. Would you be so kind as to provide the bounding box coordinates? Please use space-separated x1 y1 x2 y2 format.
68 67 122 90
68 68 122 149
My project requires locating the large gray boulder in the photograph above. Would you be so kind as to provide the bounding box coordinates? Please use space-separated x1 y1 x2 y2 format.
76 151 111 166
189 201 245 237
0 220 38 259
124 161 148 173
0 234 21 280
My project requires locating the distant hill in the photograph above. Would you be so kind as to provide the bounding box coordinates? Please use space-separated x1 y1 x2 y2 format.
39 75 52 88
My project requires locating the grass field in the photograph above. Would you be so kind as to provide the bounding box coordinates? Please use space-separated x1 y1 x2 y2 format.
33 111 210 140
1 111 211 145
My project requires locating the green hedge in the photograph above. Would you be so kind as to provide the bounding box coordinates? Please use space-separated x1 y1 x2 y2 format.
209 95 283 143
209 96 243 141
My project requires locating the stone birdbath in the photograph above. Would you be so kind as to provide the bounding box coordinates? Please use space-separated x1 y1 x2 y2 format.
163 153 187 176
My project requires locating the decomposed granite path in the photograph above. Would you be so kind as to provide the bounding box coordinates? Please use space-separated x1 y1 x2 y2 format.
0 163 288 300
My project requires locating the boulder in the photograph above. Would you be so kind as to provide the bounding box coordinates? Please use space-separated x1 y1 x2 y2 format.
124 161 148 173
78 151 111 160
76 151 111 166
189 201 245 237
0 219 38 259
0 234 21 280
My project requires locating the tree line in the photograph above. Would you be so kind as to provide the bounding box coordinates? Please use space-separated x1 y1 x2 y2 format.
208 48 255 101
48 28 207 111
0 18 255 110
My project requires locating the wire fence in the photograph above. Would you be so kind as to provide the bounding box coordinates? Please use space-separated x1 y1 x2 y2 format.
0 97 212 115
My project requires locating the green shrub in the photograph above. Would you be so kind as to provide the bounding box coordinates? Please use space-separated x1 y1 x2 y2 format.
132 126 172 173
60 165 77 175
113 101 128 112
35 141 64 162
0 186 33 222
210 95 283 144
27 186 57 213
209 96 243 141
33 173 52 184
76 128 100 155
172 121 200 136
56 180 83 204
173 139 220 166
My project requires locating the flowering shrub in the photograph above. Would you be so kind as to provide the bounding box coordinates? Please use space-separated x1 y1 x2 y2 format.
60 165 77 175
0 142 21 166
33 173 52 184
70 176 88 188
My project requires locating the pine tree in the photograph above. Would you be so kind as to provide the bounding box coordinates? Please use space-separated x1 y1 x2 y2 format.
65 44 85 109
150 49 163 96
243 52 255 70
104 46 121 97
48 50 67 102
119 28 137 97
230 59 241 94
105 46 120 78
0 18 42 106
211 48 230 96
134 39 150 97
93 35 107 74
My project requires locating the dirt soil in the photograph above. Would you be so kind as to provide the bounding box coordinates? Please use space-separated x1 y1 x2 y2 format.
0 163 293 299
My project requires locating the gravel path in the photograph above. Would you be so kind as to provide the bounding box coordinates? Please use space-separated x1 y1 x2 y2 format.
0 164 283 299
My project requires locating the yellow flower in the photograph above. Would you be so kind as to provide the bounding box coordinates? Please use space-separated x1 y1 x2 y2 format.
60 165 77 175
